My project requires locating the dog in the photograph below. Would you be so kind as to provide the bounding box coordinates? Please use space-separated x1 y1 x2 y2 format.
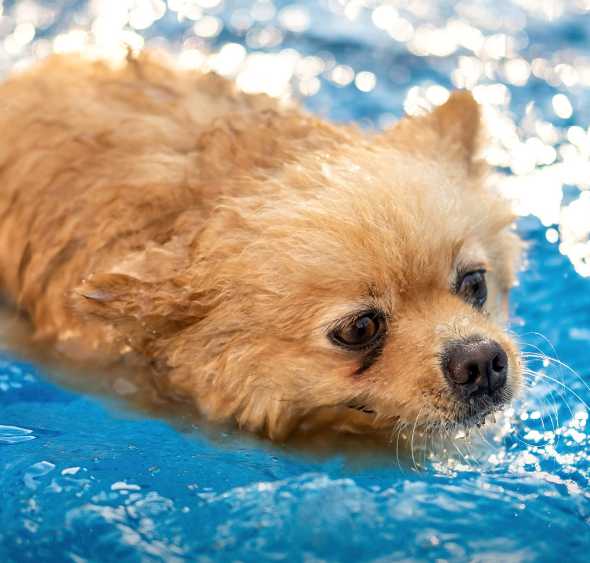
0 52 522 440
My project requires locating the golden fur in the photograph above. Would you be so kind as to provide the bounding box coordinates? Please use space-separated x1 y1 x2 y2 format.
0 52 522 440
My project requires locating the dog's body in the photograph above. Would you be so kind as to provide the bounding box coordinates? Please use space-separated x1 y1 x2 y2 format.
0 53 522 439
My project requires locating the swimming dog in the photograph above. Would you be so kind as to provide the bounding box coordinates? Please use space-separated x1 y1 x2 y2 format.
0 52 522 440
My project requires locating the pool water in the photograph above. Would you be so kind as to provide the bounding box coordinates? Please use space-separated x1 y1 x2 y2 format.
1 1 590 561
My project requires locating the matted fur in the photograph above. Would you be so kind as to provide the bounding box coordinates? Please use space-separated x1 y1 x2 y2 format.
0 52 522 440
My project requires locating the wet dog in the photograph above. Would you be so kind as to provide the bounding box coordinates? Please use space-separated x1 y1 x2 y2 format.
0 52 522 440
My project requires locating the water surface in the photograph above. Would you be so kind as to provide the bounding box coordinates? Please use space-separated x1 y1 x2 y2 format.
1 1 590 561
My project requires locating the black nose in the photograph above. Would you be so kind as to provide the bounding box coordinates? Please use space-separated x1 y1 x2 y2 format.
442 338 508 397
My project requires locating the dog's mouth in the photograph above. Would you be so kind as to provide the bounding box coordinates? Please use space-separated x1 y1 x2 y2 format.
450 386 512 428
347 402 376 415
347 385 511 432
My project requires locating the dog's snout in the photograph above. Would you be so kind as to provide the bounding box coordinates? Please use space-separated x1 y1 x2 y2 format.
442 338 508 396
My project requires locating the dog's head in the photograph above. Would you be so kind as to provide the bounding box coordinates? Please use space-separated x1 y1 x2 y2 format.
78 91 522 440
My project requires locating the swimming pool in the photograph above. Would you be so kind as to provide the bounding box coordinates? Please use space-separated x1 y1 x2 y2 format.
1 0 590 561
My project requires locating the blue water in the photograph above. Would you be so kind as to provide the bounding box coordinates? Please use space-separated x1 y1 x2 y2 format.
1 1 590 561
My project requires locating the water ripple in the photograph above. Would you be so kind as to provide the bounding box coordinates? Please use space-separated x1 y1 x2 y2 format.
0 424 36 445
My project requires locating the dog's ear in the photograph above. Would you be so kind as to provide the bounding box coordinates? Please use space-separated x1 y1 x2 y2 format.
426 90 481 164
386 90 483 174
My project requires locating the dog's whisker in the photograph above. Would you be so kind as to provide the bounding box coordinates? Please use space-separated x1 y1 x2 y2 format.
522 348 590 396
475 426 495 451
523 368 584 417
409 407 425 471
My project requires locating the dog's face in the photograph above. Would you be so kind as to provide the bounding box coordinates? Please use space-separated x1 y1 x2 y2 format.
79 92 522 440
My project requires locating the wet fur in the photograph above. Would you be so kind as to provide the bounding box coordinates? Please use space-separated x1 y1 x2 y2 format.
0 52 522 440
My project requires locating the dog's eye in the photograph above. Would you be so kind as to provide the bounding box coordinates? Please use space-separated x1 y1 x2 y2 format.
457 270 487 309
330 312 385 350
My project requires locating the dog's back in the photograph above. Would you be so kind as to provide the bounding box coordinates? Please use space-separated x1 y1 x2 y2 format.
0 53 348 360
0 54 257 352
